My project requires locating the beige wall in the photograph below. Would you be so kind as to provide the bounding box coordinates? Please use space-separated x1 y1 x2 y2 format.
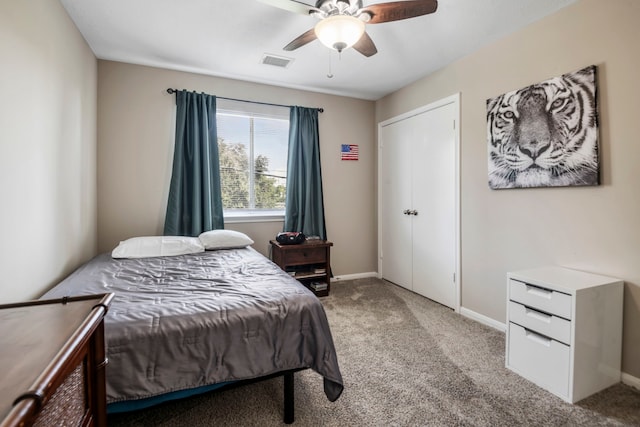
0 1 98 303
376 0 640 378
97 61 377 277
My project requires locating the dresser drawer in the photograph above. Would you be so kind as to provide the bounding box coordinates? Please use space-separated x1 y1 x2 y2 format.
284 247 326 265
508 301 571 345
509 279 572 319
507 322 570 398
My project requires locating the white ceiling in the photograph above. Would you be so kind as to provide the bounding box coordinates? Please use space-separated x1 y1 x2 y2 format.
60 0 577 101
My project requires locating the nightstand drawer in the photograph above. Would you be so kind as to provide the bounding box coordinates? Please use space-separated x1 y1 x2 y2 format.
508 301 571 345
509 279 572 319
507 322 570 398
285 247 326 265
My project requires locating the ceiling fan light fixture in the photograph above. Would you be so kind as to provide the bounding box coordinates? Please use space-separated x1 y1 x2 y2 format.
314 15 365 52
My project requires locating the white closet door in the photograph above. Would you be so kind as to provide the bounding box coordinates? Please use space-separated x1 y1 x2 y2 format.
380 98 458 309
411 102 456 308
380 116 414 290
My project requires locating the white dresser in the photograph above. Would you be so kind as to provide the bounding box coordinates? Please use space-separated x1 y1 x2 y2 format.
506 266 623 403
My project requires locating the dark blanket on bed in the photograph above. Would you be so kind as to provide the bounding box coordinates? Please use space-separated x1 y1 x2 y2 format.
42 248 343 404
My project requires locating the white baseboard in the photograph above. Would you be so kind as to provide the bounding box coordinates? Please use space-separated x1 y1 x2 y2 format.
460 307 506 332
622 372 640 391
331 272 378 282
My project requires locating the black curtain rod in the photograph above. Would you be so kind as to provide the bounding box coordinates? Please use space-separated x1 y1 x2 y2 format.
166 88 323 113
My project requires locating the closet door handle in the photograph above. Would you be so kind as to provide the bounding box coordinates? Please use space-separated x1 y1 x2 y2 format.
410 210 418 216
403 209 410 215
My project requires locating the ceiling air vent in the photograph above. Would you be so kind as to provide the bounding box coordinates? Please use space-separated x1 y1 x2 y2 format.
261 54 294 68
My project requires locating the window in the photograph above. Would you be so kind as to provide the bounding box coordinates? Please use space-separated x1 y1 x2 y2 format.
216 99 289 222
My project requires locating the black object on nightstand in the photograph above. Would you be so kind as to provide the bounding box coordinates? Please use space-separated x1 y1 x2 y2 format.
270 239 333 297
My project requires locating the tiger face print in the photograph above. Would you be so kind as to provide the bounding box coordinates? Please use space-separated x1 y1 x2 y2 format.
486 65 599 189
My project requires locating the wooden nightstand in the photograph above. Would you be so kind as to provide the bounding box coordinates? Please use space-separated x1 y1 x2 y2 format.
270 240 333 297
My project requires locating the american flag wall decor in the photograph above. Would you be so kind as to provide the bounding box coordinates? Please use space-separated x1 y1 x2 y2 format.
341 144 359 161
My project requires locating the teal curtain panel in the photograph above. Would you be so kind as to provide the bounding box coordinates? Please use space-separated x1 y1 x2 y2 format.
164 91 224 236
284 106 327 240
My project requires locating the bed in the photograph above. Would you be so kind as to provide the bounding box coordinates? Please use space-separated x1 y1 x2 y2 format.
42 244 343 423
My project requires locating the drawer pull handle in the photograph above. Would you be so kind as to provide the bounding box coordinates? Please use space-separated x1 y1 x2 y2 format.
524 328 552 347
525 308 552 323
525 285 553 299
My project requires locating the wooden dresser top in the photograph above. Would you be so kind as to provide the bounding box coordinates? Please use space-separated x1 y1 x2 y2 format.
0 295 111 421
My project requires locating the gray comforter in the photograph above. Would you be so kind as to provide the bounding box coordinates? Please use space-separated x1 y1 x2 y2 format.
42 248 343 404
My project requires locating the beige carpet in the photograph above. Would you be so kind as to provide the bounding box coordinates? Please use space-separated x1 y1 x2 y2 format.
108 278 640 426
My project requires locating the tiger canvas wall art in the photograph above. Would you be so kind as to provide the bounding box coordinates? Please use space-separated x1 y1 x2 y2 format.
486 65 599 189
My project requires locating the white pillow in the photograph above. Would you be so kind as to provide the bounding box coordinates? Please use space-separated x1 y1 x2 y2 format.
198 229 254 250
112 236 205 259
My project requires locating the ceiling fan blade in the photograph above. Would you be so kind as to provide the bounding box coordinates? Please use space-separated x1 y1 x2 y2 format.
283 28 318 51
352 32 378 57
257 0 316 15
362 0 438 24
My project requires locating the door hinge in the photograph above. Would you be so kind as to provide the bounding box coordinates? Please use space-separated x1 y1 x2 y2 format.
453 272 456 283
453 120 456 130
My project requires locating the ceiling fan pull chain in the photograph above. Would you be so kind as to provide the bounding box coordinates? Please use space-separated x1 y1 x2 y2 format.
327 51 334 79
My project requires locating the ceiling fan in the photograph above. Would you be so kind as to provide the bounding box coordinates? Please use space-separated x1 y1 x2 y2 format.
259 0 438 57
